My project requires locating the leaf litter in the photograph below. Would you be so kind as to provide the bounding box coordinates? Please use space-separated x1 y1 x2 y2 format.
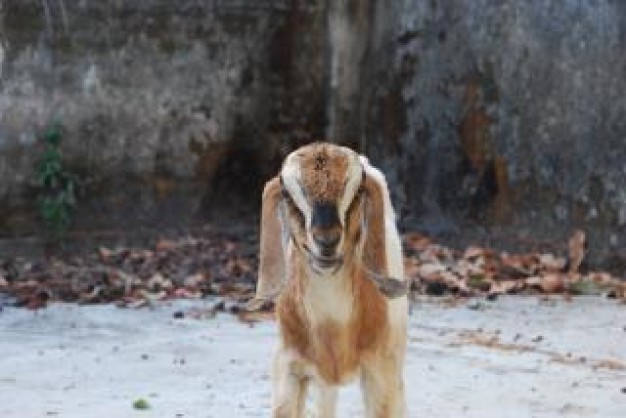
405 229 625 301
0 229 623 318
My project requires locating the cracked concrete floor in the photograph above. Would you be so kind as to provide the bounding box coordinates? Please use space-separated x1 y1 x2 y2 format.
0 297 625 417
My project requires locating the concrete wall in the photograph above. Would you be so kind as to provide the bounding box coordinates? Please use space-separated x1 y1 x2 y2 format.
335 0 626 265
1 1 624 266
0 0 326 234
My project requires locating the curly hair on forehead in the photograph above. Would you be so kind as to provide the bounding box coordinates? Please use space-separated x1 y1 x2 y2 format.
299 147 349 203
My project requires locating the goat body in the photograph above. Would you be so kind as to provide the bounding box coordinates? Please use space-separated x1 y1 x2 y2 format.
257 143 407 417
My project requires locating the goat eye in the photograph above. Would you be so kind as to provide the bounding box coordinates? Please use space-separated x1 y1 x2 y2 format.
283 195 305 227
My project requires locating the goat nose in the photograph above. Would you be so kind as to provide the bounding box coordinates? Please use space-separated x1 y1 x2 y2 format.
311 203 341 255
313 230 340 254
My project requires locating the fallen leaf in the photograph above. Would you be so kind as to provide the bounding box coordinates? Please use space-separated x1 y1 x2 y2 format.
24 288 52 310
462 246 487 260
420 245 455 264
403 233 432 252
455 259 485 277
592 359 626 371
126 299 148 309
155 238 177 252
525 276 542 286
539 273 567 293
172 288 202 299
183 273 207 288
98 247 114 262
139 290 167 302
539 254 567 272
236 310 275 324
418 263 447 280
79 285 103 303
489 280 520 295
501 253 539 276
585 271 614 285
568 229 586 273
244 297 275 312
403 258 421 279
147 273 172 290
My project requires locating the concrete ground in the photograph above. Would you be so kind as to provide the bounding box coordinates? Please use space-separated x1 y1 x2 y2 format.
0 297 625 417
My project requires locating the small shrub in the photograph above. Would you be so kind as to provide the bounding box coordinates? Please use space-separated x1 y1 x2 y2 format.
36 123 78 241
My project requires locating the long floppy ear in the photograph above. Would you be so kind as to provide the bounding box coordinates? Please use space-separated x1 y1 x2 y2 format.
249 176 286 308
361 170 388 277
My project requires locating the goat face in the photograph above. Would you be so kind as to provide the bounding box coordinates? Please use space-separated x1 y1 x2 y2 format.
280 143 364 274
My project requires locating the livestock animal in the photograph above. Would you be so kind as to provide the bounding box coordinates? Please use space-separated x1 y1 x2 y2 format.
256 143 408 417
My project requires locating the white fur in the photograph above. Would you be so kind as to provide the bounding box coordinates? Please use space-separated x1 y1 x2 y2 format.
303 265 354 326
360 156 408 330
338 149 364 225
281 151 311 223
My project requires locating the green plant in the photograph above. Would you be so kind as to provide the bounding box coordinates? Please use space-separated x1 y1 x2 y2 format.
132 398 150 410
36 124 77 240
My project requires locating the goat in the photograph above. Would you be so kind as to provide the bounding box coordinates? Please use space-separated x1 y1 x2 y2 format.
256 142 408 418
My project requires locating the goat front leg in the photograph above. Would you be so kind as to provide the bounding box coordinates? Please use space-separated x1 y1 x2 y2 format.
272 349 309 418
360 354 406 418
315 381 338 418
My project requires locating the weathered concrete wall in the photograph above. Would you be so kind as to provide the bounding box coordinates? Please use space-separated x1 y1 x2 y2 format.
0 0 326 234
348 0 625 264
0 1 624 266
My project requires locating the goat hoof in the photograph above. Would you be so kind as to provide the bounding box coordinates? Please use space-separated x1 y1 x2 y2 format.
243 297 275 312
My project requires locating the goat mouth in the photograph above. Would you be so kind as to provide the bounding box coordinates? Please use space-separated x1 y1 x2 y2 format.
304 246 343 272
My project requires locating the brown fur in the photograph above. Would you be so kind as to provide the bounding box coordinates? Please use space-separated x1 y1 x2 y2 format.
276 265 389 385
256 177 286 300
267 143 407 417
362 173 387 277
297 143 350 203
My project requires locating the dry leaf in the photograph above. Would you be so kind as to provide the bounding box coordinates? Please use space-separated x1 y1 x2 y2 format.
172 288 202 299
585 271 614 285
244 297 275 312
80 285 103 303
404 233 432 252
418 263 447 280
568 229 586 273
147 273 172 290
489 280 520 295
183 273 206 288
98 247 113 261
224 258 253 277
126 298 148 309
539 254 567 272
539 273 567 293
525 276 542 286
462 246 486 260
237 310 275 324
455 259 484 277
139 290 167 302
592 359 626 371
420 245 455 264
403 258 421 279
155 238 177 252
501 253 539 276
